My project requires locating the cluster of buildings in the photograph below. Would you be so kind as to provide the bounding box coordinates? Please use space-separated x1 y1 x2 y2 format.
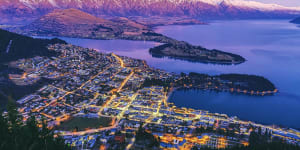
9 43 300 149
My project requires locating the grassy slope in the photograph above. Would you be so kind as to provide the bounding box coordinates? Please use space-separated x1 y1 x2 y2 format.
57 117 112 131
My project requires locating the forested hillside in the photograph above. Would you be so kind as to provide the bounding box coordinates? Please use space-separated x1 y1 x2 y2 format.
0 29 65 63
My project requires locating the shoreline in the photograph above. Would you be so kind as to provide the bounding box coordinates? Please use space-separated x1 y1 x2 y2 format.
175 86 278 96
150 53 245 65
149 42 246 65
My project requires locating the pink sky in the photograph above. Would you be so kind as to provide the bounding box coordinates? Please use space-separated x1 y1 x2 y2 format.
248 0 300 7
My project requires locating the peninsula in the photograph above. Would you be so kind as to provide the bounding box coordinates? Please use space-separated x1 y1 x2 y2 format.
11 8 245 65
13 9 175 43
150 42 246 64
2 30 298 150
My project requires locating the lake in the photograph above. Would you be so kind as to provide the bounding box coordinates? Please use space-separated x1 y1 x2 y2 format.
56 20 300 128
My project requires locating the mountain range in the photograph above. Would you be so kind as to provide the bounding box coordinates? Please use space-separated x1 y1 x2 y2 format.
14 8 176 43
16 8 150 39
1 0 300 24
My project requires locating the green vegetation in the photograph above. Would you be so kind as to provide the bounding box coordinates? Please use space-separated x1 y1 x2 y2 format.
0 78 53 109
142 78 173 93
0 29 65 108
218 74 276 91
142 78 172 88
188 72 211 82
183 72 276 92
0 29 66 63
0 101 70 150
135 125 160 149
57 116 112 131
194 126 237 138
142 32 164 37
149 42 246 64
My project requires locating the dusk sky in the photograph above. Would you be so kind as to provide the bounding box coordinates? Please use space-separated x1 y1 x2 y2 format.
248 0 300 6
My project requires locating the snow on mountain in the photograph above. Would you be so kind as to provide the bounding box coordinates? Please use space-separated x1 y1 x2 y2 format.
1 0 300 24
13 0 300 11
221 0 300 11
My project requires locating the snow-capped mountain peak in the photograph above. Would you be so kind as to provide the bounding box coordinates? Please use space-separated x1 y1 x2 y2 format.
1 0 300 24
9 0 300 10
220 0 300 11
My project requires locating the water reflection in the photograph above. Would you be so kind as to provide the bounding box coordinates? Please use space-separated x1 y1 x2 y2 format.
46 20 300 127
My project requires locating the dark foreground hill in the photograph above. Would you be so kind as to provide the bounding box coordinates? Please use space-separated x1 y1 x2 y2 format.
0 29 65 64
0 29 65 108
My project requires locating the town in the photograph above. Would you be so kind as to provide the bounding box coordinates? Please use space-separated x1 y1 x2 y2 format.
8 44 300 150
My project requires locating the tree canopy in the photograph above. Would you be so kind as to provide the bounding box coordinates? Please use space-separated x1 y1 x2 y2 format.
0 100 70 150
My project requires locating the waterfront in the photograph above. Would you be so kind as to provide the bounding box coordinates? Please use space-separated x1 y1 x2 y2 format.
156 20 300 128
56 20 300 128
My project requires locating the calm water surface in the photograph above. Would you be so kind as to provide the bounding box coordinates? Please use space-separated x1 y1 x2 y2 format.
57 20 300 128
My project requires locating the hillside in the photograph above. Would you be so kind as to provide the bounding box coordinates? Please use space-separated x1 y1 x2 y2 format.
0 29 65 63
18 9 149 38
16 8 175 43
14 8 246 65
0 29 65 108
149 42 245 64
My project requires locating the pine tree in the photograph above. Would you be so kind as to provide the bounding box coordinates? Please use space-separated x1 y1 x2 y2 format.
0 108 9 149
0 99 70 150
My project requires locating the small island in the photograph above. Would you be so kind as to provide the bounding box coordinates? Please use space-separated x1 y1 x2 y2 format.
10 8 246 65
149 42 246 64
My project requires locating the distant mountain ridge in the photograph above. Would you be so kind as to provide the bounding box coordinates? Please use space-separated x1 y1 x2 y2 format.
17 8 150 39
1 0 300 23
15 8 176 43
